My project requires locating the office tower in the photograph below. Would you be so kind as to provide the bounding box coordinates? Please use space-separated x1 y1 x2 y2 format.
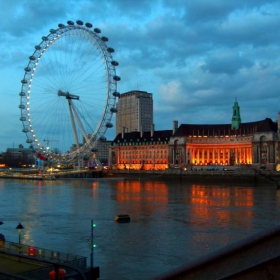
116 90 153 136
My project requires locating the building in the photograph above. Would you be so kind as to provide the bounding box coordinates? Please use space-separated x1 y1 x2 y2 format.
116 90 153 136
95 140 111 164
1 145 35 167
109 124 173 170
169 101 279 170
110 101 280 171
169 118 278 169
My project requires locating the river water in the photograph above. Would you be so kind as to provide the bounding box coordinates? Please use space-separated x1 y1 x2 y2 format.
0 177 279 279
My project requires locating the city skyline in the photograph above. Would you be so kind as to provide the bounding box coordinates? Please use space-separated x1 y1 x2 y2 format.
1 0 279 152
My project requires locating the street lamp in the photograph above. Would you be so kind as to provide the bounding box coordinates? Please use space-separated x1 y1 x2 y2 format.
16 223 24 246
16 223 24 261
90 220 97 269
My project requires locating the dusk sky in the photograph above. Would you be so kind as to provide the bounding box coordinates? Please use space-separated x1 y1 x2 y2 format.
1 0 280 152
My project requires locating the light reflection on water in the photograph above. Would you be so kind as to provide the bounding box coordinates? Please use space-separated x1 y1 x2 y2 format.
0 178 279 279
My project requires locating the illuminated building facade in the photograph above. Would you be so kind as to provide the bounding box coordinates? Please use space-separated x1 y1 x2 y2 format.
109 127 173 170
110 101 280 171
116 90 153 136
170 101 279 170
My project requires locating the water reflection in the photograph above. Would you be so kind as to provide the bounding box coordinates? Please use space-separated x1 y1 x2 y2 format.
115 180 168 201
0 178 279 279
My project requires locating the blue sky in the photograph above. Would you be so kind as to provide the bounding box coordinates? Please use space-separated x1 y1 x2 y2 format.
1 0 280 152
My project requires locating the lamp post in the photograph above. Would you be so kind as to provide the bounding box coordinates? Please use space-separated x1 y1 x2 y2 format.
16 223 24 259
90 220 97 269
16 223 24 245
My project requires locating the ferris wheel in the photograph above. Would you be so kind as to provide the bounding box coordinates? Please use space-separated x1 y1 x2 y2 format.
19 20 121 164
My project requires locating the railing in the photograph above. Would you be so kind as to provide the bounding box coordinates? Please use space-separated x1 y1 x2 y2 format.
0 240 87 270
0 249 89 280
155 224 280 280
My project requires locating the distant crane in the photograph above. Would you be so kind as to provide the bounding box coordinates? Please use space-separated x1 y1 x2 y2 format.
43 139 59 149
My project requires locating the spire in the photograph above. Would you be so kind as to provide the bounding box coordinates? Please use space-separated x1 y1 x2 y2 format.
231 99 241 130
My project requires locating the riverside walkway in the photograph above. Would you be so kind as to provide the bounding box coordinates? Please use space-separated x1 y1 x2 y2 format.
0 240 99 279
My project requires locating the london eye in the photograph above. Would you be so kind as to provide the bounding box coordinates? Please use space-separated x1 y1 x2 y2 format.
19 20 120 164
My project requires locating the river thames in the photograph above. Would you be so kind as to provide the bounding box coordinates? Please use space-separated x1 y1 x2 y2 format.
0 177 279 279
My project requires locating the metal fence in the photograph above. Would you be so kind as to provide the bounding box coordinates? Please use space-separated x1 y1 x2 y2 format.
0 240 87 270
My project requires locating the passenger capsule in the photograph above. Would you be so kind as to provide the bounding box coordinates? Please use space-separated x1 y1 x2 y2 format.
58 23 65 28
24 67 31 72
85 23 93 28
107 47 114 53
113 91 120 97
26 139 33 143
35 45 41 50
67 20 74 25
113 76 121 81
110 107 117 113
76 20 83 25
19 104 25 109
91 148 98 152
19 91 26 96
99 136 106 141
42 36 48 41
22 128 29 133
111 61 119 66
106 123 113 128
21 79 28 84
20 117 26 121
29 56 36 61
101 36 108 42
50 29 56 34
94 28 101 33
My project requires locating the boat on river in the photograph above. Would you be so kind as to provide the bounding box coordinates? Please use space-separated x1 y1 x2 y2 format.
114 214 131 223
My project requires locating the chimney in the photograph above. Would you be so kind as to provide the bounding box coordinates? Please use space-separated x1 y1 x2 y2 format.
122 127 126 139
151 124 155 137
173 120 178 134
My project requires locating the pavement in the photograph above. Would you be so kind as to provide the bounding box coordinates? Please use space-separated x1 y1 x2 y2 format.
0 252 50 277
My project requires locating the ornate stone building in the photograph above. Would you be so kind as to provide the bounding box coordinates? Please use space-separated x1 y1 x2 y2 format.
109 101 280 171
170 101 279 170
109 125 174 170
169 118 278 170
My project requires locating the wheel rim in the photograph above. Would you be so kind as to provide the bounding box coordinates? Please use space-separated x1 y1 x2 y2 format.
19 20 120 163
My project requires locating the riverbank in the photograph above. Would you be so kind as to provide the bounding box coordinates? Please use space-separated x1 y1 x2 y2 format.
1 168 280 186
103 169 280 185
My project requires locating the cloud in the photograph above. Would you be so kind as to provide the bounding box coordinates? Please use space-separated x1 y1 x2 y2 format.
0 0 280 151
201 51 254 74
